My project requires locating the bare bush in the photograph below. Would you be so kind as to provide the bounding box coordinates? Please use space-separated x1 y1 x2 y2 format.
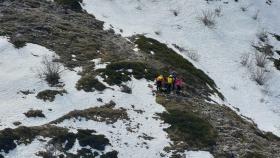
240 53 250 66
255 52 267 68
186 49 200 62
198 10 216 28
38 56 62 86
252 68 267 85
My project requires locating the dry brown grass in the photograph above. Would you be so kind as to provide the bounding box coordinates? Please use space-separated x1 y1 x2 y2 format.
51 104 129 124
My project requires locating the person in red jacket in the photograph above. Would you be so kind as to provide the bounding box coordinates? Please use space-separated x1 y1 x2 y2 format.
175 77 183 94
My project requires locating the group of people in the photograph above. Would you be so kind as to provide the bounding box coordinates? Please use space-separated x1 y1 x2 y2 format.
155 72 183 94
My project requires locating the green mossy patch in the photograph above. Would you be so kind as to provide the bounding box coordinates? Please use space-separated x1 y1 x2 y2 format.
97 61 158 85
160 110 217 148
76 73 106 92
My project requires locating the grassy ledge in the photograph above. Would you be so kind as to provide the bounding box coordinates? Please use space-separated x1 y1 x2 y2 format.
134 35 224 100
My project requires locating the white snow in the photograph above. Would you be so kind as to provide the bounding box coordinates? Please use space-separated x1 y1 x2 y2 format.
83 0 280 136
184 151 214 158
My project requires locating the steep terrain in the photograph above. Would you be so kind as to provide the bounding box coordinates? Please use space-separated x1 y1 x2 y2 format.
82 0 280 136
0 0 280 158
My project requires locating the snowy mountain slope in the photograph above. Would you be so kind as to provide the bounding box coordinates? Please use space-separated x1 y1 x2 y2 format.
1 0 280 157
82 0 280 136
0 36 215 158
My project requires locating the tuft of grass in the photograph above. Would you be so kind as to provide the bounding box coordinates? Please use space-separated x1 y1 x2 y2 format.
24 110 45 118
38 56 62 86
160 110 217 148
76 74 106 92
36 89 67 102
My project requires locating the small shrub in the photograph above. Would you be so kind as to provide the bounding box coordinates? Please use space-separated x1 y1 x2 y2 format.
240 53 250 66
38 56 62 86
76 74 106 92
24 110 45 118
36 89 67 102
252 68 267 85
255 52 267 68
198 10 216 28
